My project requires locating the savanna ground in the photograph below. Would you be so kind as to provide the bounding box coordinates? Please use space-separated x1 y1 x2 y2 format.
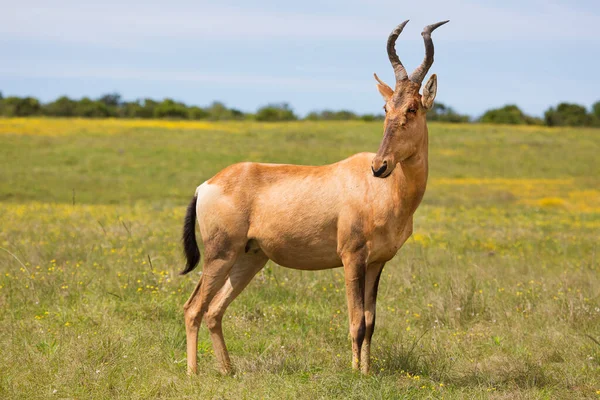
0 118 599 399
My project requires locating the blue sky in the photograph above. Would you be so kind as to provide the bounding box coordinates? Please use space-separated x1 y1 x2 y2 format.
1 0 599 117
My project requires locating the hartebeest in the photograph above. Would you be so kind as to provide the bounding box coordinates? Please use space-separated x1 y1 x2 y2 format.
181 20 448 375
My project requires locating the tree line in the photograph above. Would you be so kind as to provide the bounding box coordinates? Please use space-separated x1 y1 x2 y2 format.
0 91 598 127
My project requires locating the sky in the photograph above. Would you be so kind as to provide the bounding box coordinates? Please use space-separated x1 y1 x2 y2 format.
1 0 599 117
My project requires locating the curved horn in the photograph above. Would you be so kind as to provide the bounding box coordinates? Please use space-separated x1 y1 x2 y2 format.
409 20 449 84
386 20 409 82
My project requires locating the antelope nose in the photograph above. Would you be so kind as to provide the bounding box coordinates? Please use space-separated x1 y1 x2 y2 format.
371 160 388 177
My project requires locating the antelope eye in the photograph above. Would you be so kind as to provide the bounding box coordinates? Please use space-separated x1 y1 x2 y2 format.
383 105 388 113
407 108 417 114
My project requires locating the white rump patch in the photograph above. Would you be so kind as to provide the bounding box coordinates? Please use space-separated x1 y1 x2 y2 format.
195 182 223 212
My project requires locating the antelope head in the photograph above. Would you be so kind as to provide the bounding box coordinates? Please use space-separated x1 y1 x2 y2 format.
371 20 448 178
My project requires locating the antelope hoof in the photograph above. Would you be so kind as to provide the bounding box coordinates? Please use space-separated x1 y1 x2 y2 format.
219 365 234 376
361 363 370 375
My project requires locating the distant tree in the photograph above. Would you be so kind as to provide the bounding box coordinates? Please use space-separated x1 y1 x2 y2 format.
98 93 122 108
544 103 590 127
118 100 143 118
0 91 3 100
360 114 384 122
0 96 41 117
153 98 189 119
205 102 229 120
591 101 600 127
305 110 358 121
330 110 358 120
480 104 541 125
73 97 111 118
592 101 600 119
480 104 522 124
43 96 77 117
208 101 228 120
201 102 245 120
427 103 470 123
305 111 319 121
255 103 297 122
20 97 42 116
188 106 209 120
137 99 159 119
230 108 245 119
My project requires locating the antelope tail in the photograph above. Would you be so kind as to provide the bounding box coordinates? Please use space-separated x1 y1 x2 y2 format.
180 195 201 275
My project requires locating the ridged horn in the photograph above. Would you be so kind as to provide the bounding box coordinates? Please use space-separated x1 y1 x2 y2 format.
409 20 449 84
386 20 410 82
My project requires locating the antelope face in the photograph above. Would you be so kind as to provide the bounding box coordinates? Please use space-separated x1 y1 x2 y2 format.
371 20 447 178
372 79 436 177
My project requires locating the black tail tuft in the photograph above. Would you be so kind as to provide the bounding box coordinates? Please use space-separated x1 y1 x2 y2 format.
181 195 200 275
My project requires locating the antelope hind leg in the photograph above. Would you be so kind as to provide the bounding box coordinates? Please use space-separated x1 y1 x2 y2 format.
204 250 268 375
184 242 242 375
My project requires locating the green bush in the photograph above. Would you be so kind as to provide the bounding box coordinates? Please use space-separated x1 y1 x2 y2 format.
305 110 358 120
43 96 78 117
428 103 470 123
480 104 541 125
592 101 600 119
73 98 112 118
137 99 158 119
205 102 244 120
360 114 383 122
153 99 189 119
98 93 121 108
255 103 297 122
1 90 598 128
188 106 209 120
544 103 591 127
0 96 41 117
589 101 600 127
117 101 144 118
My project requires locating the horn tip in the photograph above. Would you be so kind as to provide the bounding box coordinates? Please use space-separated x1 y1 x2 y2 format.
422 19 450 36
393 20 409 32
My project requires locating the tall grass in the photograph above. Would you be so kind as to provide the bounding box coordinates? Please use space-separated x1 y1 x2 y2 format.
0 119 599 398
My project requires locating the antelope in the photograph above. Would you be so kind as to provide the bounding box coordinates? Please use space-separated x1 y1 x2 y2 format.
181 19 448 375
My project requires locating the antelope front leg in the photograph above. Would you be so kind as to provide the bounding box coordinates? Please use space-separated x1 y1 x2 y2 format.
361 262 385 375
342 252 367 371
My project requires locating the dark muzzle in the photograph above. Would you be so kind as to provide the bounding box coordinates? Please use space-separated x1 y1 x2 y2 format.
371 160 388 177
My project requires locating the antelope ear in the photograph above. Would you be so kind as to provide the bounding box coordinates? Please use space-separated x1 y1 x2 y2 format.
374 73 393 101
421 74 437 109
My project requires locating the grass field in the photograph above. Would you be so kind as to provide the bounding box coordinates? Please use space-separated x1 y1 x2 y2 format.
1 118 599 399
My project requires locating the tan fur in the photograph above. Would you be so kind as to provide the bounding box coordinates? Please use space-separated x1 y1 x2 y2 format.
184 35 440 378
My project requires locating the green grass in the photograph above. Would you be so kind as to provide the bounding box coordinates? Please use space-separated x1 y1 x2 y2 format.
0 118 599 399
